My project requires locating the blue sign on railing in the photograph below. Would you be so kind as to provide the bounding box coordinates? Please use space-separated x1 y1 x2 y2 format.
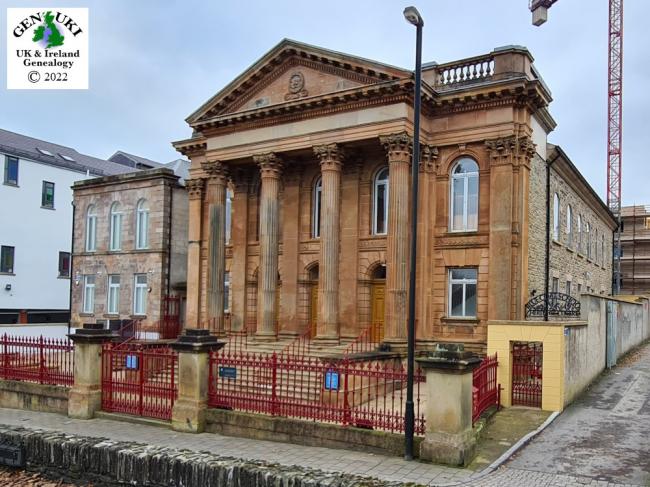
219 366 237 379
125 355 138 370
324 369 339 390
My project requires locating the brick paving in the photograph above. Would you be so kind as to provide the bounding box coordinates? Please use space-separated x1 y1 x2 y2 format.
0 467 82 486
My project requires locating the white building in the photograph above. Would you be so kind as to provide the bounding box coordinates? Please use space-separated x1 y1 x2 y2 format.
0 129 132 324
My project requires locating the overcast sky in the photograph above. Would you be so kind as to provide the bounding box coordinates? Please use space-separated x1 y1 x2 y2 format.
1 0 648 205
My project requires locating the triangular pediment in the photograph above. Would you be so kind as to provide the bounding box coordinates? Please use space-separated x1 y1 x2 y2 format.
187 39 409 125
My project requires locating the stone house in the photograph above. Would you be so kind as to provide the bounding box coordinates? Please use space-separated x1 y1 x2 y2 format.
172 39 615 352
70 168 189 332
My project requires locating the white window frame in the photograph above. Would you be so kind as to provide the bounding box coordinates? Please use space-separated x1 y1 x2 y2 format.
553 193 560 241
372 167 389 235
224 271 231 312
82 275 95 314
552 277 559 293
85 205 97 252
586 222 591 259
109 202 122 251
449 158 479 232
577 215 583 254
107 274 120 315
601 235 606 266
447 268 478 318
135 199 149 250
133 274 148 316
225 189 233 244
566 280 572 296
566 204 573 248
312 177 322 238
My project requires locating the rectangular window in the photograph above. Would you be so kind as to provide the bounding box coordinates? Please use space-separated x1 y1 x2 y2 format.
41 181 55 208
0 246 15 273
577 283 582 295
133 274 148 315
4 157 18 185
58 251 70 277
645 217 650 230
566 281 571 296
83 275 95 313
448 268 477 318
225 190 233 244
107 275 120 315
552 277 559 293
224 271 230 312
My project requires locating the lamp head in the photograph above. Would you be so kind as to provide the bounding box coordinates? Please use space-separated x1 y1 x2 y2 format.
403 6 423 27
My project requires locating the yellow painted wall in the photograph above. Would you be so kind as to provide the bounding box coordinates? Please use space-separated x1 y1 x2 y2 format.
487 321 566 412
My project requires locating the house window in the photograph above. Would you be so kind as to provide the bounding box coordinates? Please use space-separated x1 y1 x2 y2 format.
58 252 70 277
135 199 149 249
82 275 95 314
577 283 582 295
4 156 18 186
133 274 148 315
586 222 591 259
85 205 97 252
645 217 650 230
41 181 55 208
109 202 122 251
224 271 231 312
601 235 606 265
566 281 572 296
225 189 233 244
577 215 583 253
552 277 559 293
107 275 120 315
450 158 479 232
553 193 560 241
373 168 389 235
594 229 599 263
566 205 573 247
312 177 322 238
448 268 477 318
0 246 15 273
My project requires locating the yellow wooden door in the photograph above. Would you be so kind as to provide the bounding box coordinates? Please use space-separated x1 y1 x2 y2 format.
310 285 318 337
370 283 385 342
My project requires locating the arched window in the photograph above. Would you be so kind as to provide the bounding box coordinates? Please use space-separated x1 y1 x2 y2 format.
553 193 560 241
566 205 573 247
373 168 389 235
586 222 591 259
577 215 583 253
135 199 149 249
450 158 479 232
601 234 606 266
312 177 322 238
109 202 122 251
85 204 97 252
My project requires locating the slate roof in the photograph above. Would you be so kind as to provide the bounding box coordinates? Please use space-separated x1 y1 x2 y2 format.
108 151 166 170
0 128 133 176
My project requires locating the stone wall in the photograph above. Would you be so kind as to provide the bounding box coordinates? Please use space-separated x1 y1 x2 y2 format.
0 380 68 414
170 185 189 292
0 425 400 487
528 152 614 301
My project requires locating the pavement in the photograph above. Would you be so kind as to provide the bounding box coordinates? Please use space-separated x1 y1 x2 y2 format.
0 341 648 486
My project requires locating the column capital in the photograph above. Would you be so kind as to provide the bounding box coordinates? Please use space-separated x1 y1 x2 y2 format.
185 178 205 200
485 135 536 167
420 144 439 173
253 152 284 178
313 143 344 171
380 132 413 163
201 160 228 183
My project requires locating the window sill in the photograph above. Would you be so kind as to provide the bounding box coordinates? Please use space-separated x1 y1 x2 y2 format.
79 313 94 317
441 316 479 325
0 272 15 276
103 314 120 319
566 246 574 253
3 182 19 188
40 206 55 211
552 239 562 247
57 275 70 279
447 229 479 235
130 314 147 319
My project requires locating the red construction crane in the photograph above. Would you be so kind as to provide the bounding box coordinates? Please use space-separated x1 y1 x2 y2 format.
530 0 624 294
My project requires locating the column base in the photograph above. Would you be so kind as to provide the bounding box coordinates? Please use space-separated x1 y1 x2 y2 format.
382 338 408 353
254 330 278 342
312 335 340 347
68 386 101 420
171 398 207 433
419 429 477 467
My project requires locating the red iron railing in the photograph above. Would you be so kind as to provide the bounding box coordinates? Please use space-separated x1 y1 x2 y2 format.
160 295 181 339
208 351 425 435
472 353 500 424
101 343 178 420
0 334 74 387
341 325 381 357
279 327 313 357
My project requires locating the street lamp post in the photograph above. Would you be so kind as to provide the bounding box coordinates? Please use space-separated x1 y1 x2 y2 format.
403 5 423 461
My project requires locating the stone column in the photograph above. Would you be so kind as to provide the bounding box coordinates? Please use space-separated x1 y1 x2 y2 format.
68 323 116 419
185 178 205 328
253 153 283 340
202 161 228 335
380 132 412 344
416 343 481 466
229 169 251 331
171 329 224 433
313 144 344 342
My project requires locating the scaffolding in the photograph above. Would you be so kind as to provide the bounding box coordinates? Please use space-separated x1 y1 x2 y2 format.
620 205 650 295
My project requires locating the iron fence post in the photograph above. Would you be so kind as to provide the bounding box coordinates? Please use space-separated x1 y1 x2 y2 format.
271 352 278 416
39 335 45 384
343 360 351 425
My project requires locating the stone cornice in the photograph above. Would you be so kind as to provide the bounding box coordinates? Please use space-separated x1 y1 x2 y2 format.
172 137 207 158
185 178 205 200
253 153 284 178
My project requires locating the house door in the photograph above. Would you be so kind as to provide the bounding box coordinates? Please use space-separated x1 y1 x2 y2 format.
370 283 385 342
310 285 318 337
511 341 543 408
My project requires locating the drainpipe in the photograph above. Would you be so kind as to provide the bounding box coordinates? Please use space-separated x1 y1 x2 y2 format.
544 153 560 321
68 200 76 335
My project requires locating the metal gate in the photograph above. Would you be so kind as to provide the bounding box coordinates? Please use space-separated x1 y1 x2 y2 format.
511 341 543 408
101 343 178 420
